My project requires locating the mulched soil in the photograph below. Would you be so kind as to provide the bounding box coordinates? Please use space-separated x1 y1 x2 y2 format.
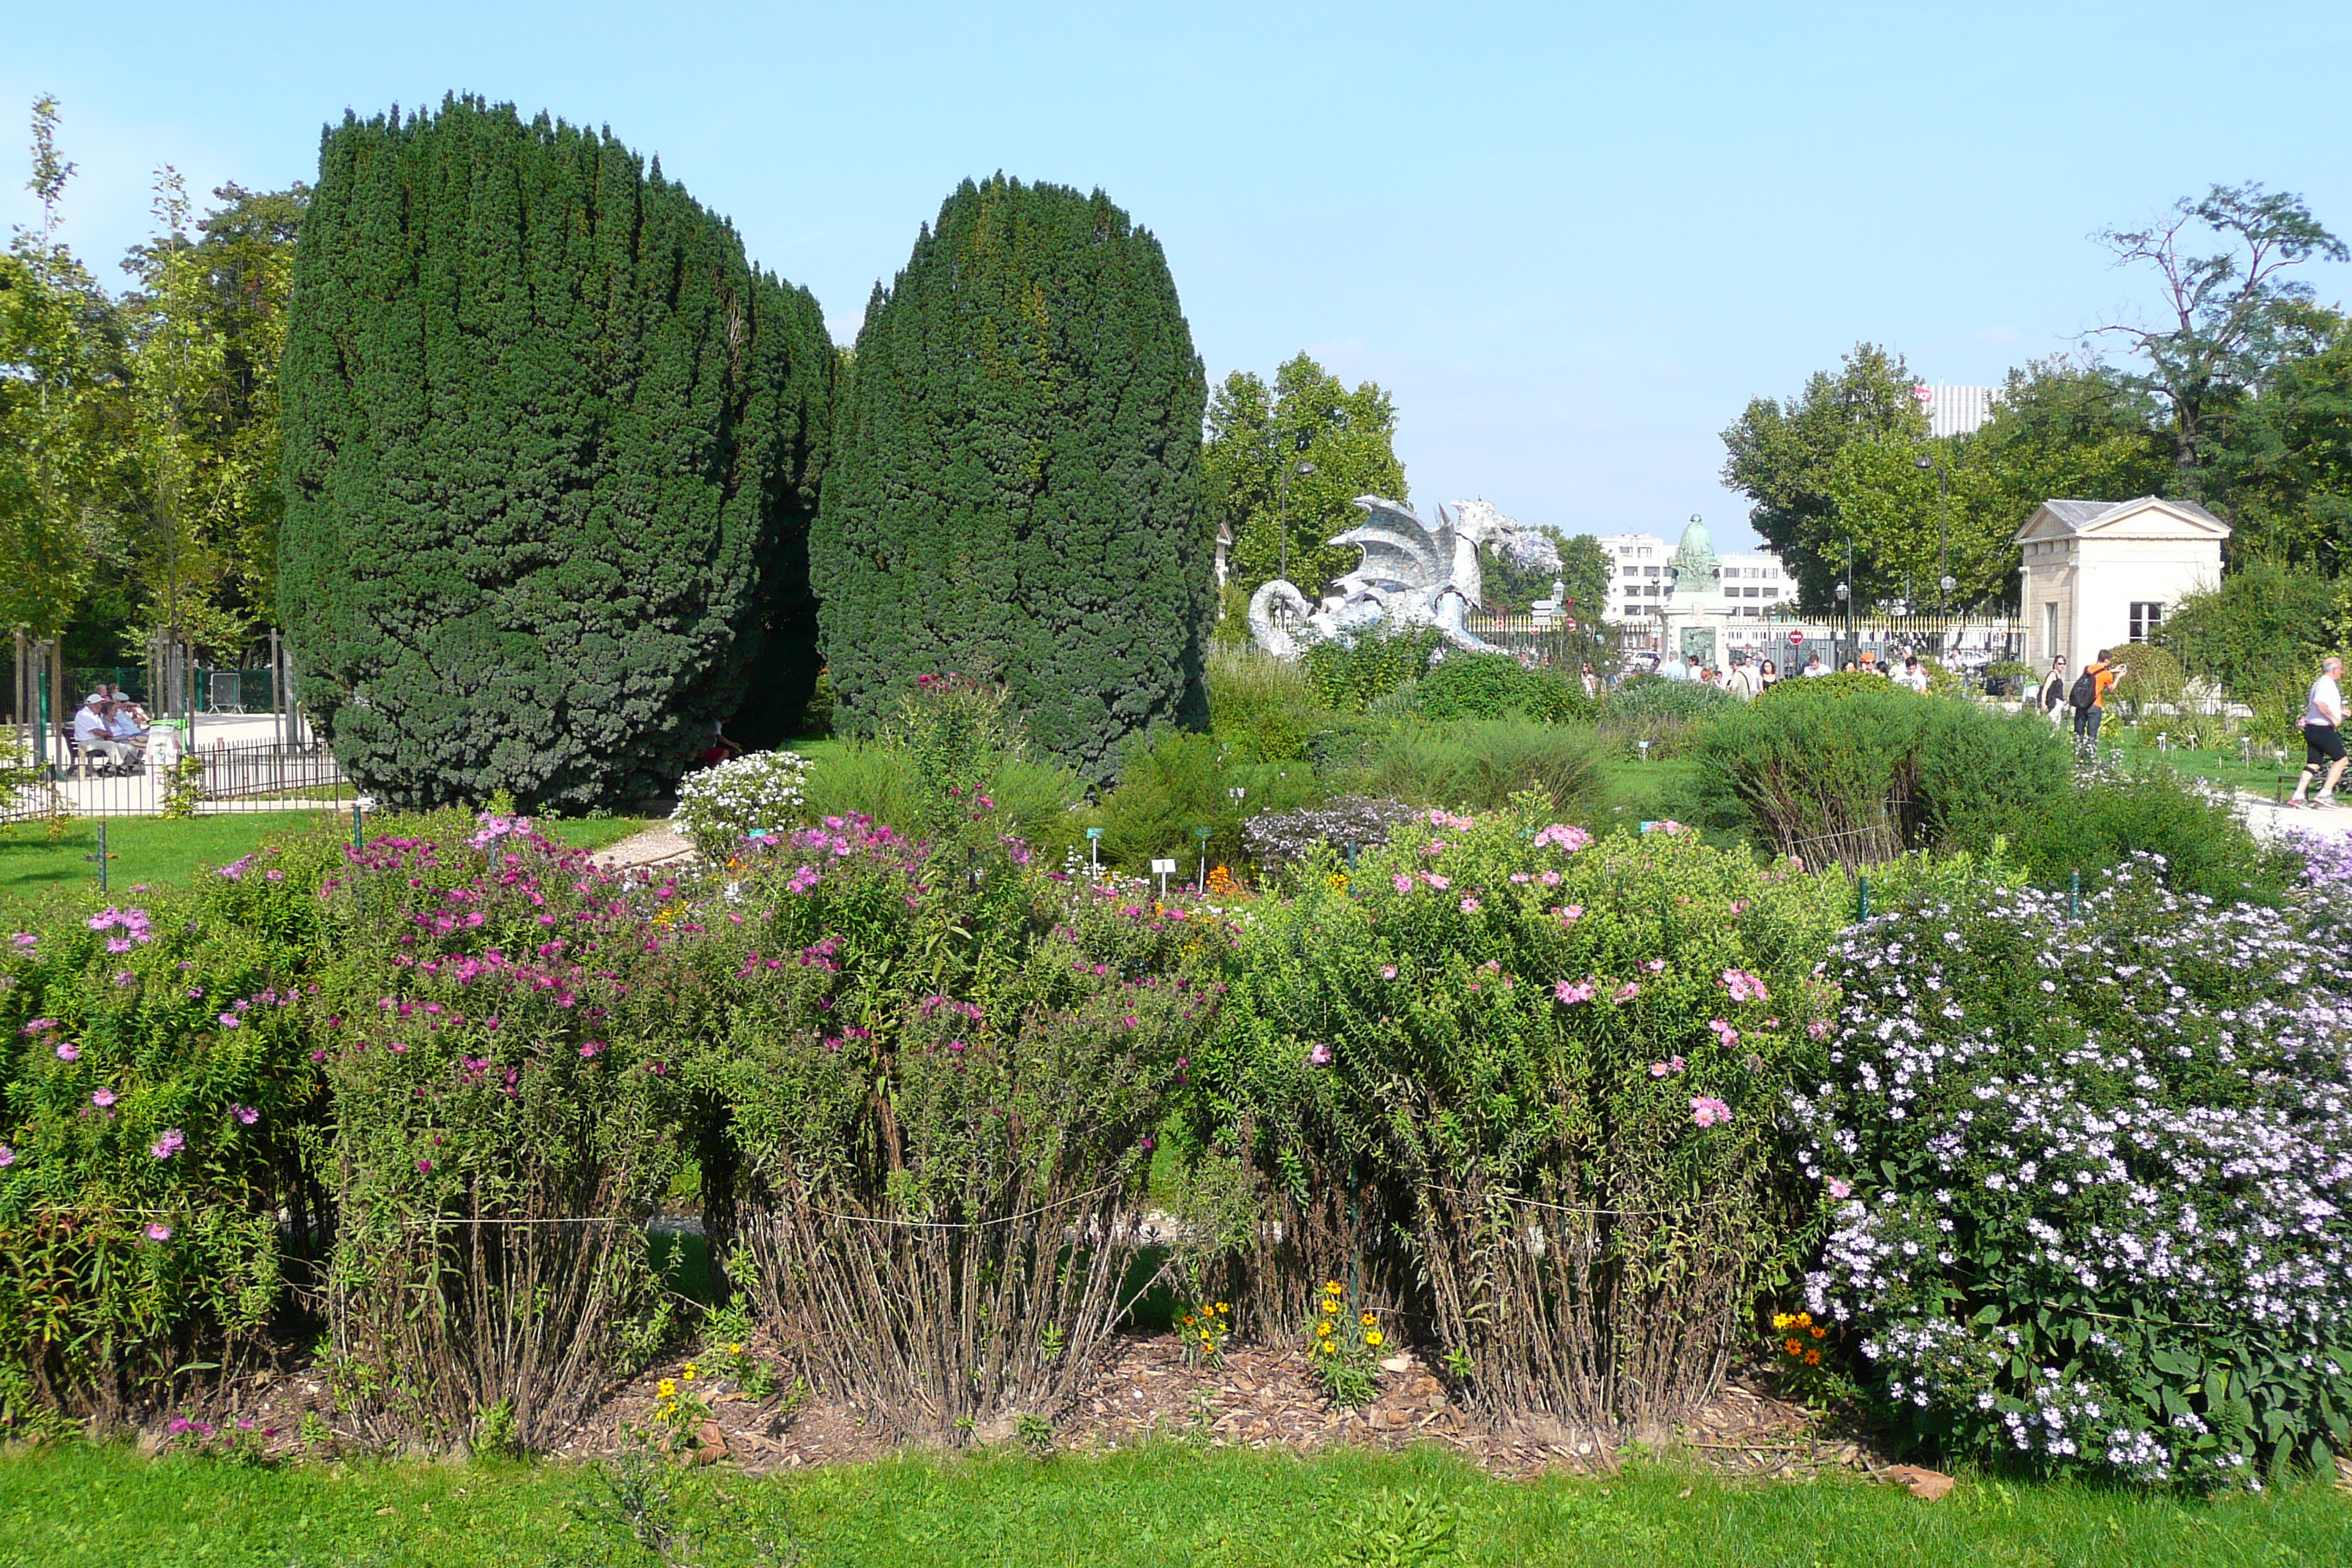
142 1327 1877 1483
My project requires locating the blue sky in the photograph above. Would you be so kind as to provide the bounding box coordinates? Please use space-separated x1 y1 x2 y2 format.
10 1 2351 551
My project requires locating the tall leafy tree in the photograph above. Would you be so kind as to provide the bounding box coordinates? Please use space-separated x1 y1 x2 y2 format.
2201 306 2352 573
1718 342 1925 611
1203 354 1407 603
813 175 1208 779
2 97 133 645
279 97 834 809
2092 183 2347 490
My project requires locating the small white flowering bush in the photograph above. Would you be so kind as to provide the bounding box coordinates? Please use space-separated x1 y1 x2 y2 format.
674 750 811 859
1792 855 2352 1487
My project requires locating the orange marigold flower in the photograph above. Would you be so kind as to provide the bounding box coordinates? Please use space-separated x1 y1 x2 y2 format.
1784 1339 1803 1357
1804 1350 1821 1365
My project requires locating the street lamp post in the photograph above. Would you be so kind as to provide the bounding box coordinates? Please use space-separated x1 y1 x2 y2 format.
1835 538 1855 668
1275 437 1316 583
1915 453 1953 646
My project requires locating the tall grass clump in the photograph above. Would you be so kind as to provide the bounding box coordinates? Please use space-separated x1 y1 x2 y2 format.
1206 647 1322 762
1688 678 2065 869
1346 720 1603 818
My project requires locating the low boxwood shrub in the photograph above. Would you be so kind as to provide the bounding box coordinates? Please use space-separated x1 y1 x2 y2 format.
1791 861 2352 1487
1414 651 1588 723
1186 808 1844 1441
320 815 696 1450
0 829 347 1426
682 820 1225 1441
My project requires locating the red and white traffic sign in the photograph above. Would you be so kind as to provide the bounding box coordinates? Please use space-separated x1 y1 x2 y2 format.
1787 629 1803 647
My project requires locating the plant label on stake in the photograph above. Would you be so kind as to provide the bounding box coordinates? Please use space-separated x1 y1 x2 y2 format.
1086 825 1103 876
1150 858 1176 898
1194 828 1211 893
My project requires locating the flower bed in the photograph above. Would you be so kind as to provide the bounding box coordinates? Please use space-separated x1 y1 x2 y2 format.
1791 856 2352 1485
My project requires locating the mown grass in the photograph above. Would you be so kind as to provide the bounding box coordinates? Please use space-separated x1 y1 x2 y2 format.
0 812 649 918
1 1439 2345 1567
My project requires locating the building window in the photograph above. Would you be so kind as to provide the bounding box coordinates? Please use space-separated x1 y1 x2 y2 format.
2130 601 2164 642
2044 602 2059 655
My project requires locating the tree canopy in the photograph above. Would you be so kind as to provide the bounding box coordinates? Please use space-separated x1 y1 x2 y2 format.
1203 353 1407 605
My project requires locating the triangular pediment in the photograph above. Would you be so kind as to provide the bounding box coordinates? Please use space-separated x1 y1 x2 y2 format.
2013 496 2231 546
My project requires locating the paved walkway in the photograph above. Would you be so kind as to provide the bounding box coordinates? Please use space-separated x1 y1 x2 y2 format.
2237 789 2352 845
588 821 693 874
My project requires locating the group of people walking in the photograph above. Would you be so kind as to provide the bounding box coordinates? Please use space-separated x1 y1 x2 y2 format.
2030 648 2345 808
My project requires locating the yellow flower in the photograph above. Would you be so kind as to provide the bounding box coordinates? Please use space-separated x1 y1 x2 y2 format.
1316 1320 1334 1338
1794 1313 1812 1328
1319 1341 1336 1355
1215 1303 1228 1314
657 1378 676 1398
1183 1315 1196 1327
1200 1335 1214 1349
728 1343 744 1356
1771 1313 1793 1330
1322 1300 1338 1315
683 1361 700 1376
659 1400 676 1419
1360 1312 1376 1327
1324 1281 1342 1295
1365 1331 1383 1348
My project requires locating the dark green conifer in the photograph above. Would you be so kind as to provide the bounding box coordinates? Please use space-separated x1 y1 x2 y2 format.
813 176 1210 779
279 97 832 808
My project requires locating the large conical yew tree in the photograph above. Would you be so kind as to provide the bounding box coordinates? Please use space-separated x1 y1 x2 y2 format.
279 97 833 809
813 176 1211 778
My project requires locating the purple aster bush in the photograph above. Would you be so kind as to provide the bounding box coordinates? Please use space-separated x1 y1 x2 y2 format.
1188 799 1841 1443
1791 856 2352 1487
0 828 349 1427
674 818 1226 1444
321 810 696 1451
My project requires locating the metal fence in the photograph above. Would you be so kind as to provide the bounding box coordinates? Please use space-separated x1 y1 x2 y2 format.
1467 609 2027 676
2 738 351 826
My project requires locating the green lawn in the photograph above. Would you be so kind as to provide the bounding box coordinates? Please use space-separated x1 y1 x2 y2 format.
1 1440 2344 1567
0 813 649 919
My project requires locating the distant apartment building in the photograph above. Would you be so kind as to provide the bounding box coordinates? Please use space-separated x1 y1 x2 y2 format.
1916 383 2001 440
1597 527 1791 651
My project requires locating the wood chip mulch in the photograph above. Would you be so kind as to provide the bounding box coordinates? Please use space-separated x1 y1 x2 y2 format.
128 1329 1881 1483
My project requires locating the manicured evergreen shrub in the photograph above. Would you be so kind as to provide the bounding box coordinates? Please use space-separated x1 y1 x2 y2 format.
280 97 834 810
813 176 1210 780
1793 863 2352 1486
1183 813 1842 1441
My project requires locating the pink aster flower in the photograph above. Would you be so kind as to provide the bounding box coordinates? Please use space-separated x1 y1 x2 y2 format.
1827 1179 1852 1199
415 1158 433 1173
1391 874 1414 894
1689 1096 1733 1128
1423 873 1450 891
1558 905 1583 922
1612 981 1640 1003
0 1144 14 1167
579 1041 605 1059
217 1014 242 1029
151 1128 186 1158
1554 978 1596 1006
230 1104 260 1126
1380 965 1398 979
1538 870 1561 886
91 1088 116 1108
1708 1018 1739 1048
1307 1044 1333 1067
55 1042 79 1062
145 1221 173 1243
1459 897 1480 913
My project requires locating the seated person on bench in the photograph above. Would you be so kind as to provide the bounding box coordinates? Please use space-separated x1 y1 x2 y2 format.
73 693 135 772
107 698 149 764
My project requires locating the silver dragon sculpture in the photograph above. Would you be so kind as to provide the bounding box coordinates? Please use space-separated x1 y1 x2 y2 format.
1247 496 1561 660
